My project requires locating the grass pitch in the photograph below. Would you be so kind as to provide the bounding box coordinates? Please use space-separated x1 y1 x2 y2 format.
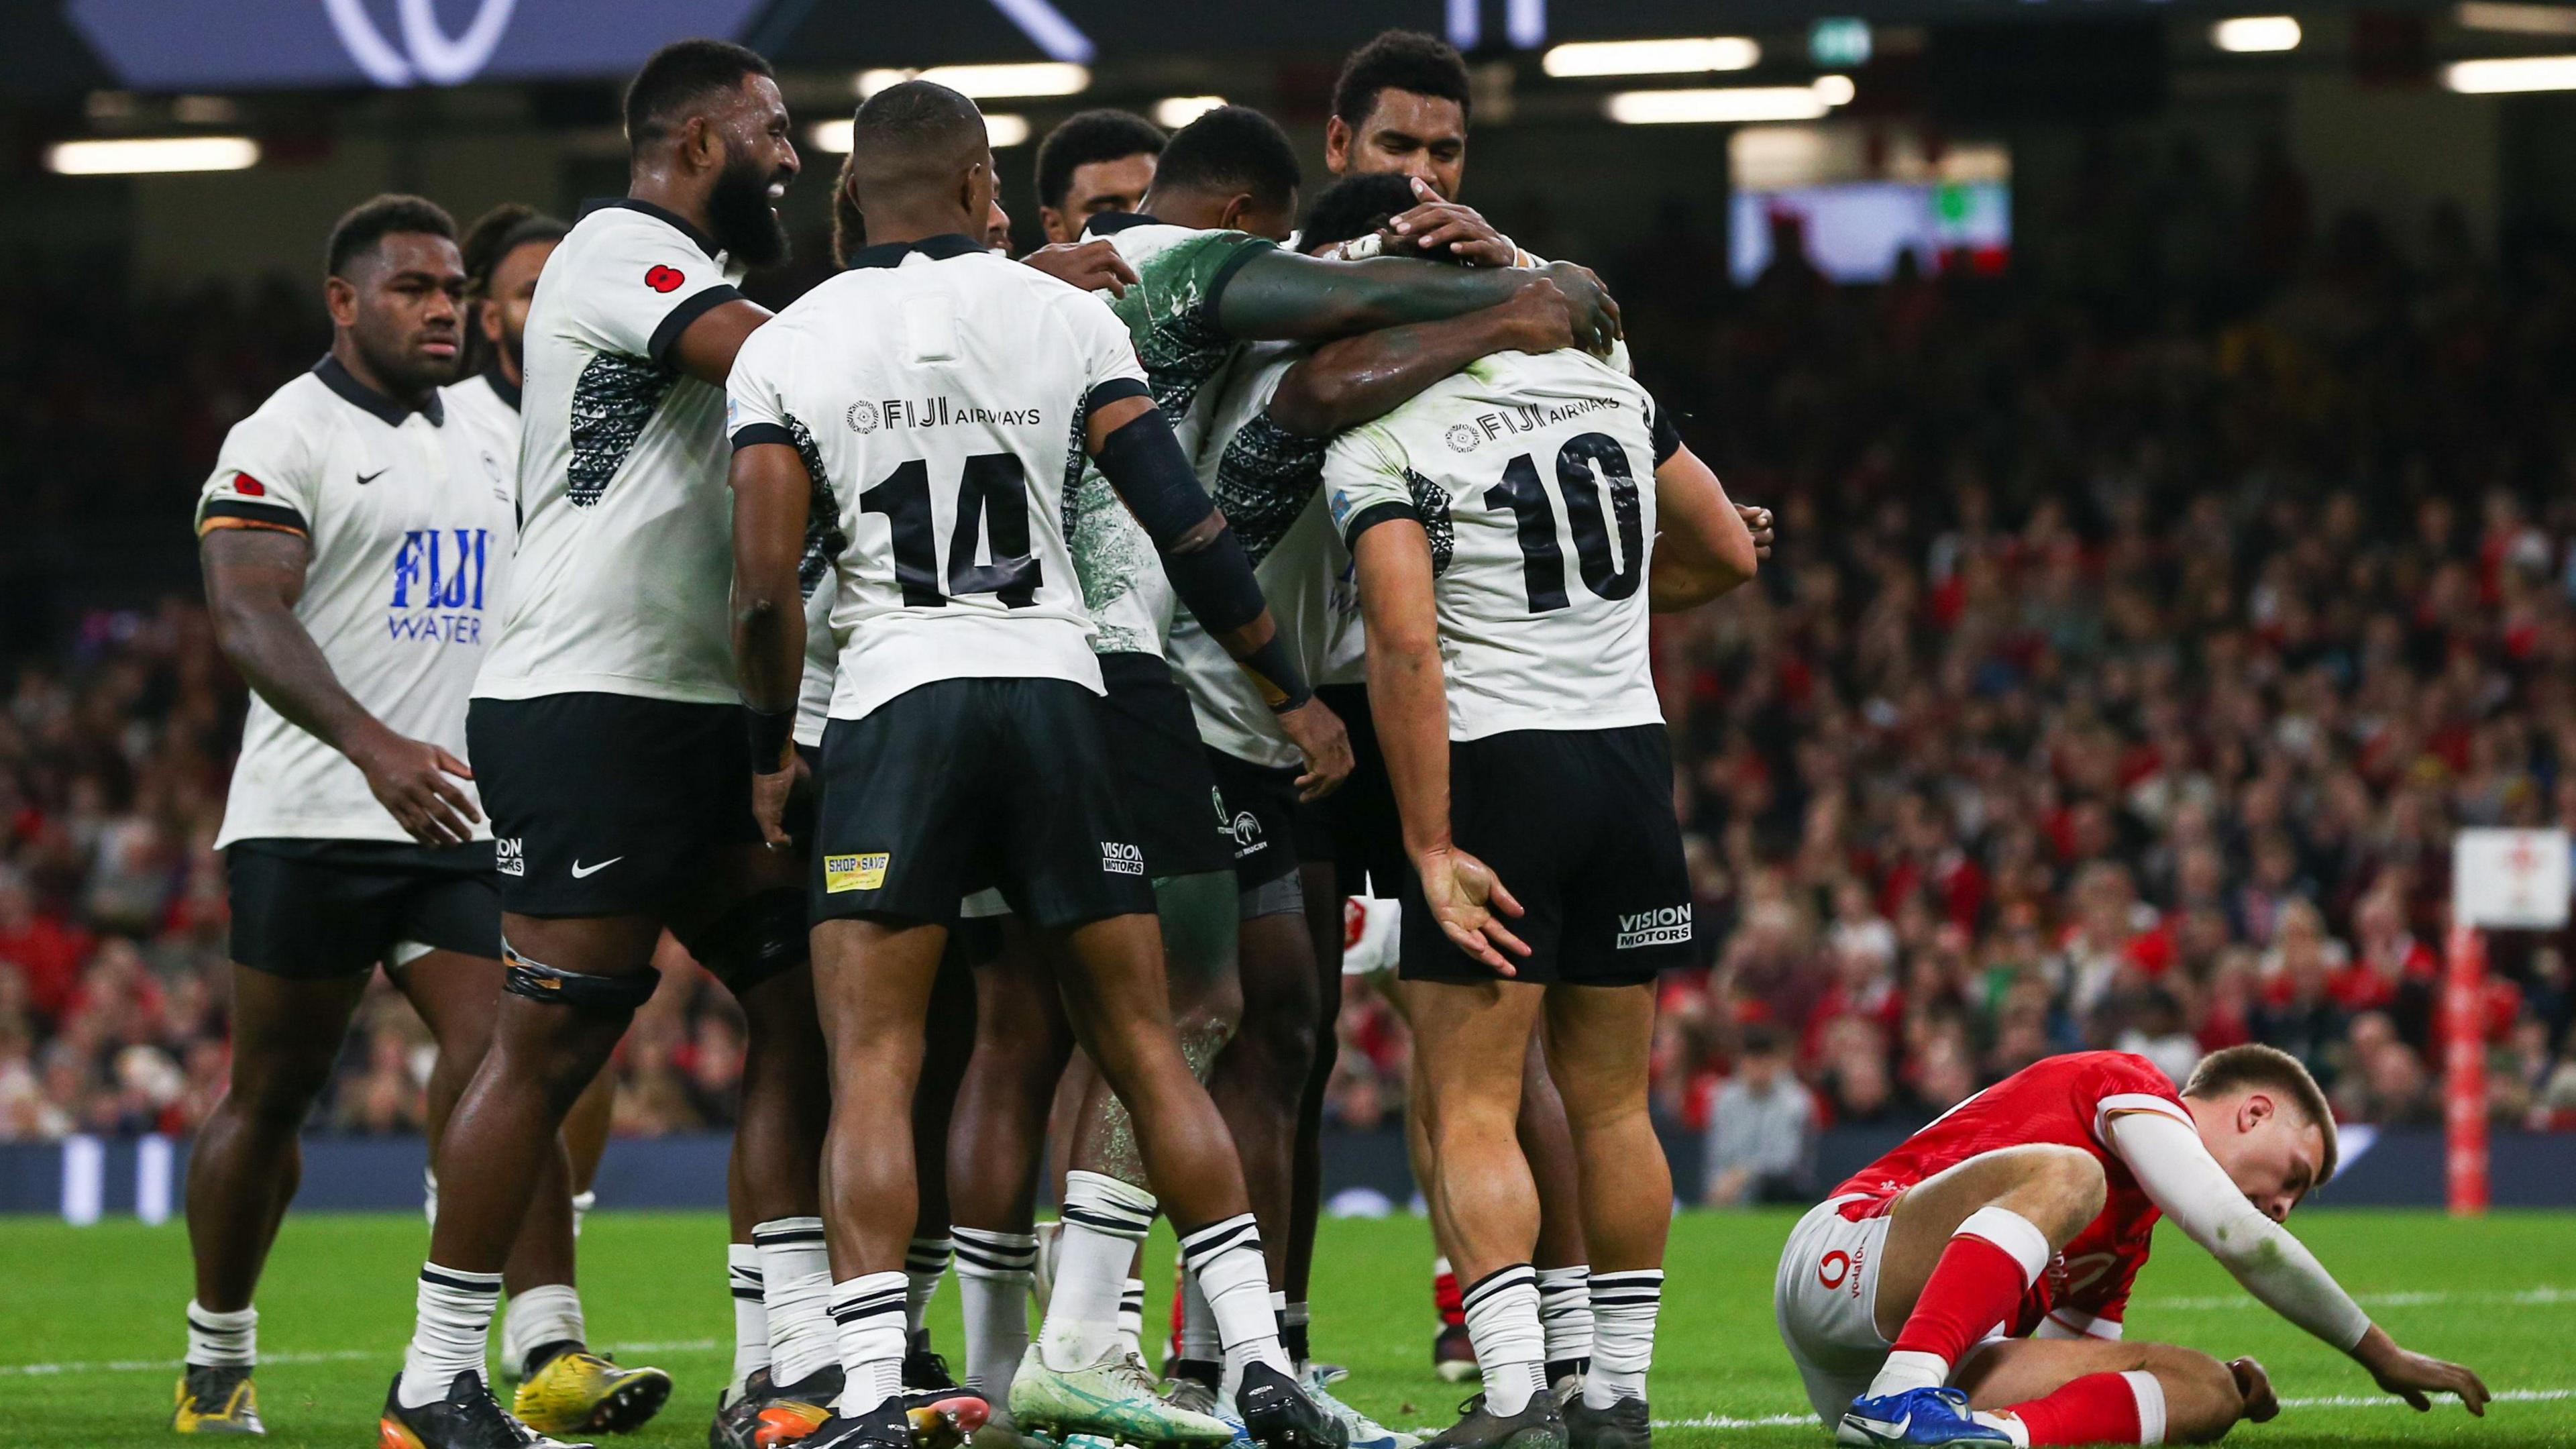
1 1208 2567 1447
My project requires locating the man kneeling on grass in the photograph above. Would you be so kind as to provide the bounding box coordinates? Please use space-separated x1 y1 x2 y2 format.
1775 1044 2488 1446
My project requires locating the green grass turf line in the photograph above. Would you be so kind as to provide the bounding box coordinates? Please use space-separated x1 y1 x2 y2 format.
1 1210 2570 1447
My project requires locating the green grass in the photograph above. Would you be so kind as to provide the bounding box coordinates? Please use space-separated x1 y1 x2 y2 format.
2 1210 2569 1447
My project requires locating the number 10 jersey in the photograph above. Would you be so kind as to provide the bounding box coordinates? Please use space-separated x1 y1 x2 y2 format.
726 234 1150 722
1323 347 1677 742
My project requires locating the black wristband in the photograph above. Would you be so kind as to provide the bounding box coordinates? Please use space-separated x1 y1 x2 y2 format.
1236 631 1313 714
747 705 796 774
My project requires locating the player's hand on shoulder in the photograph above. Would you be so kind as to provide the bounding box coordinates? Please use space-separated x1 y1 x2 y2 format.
1020 239 1138 297
1277 697 1354 801
1534 260 1621 357
2225 1357 2279 1424
1412 843 1530 973
1496 276 1579 356
349 726 480 846
2355 1325 2489 1414
1739 503 1776 558
1388 177 1520 268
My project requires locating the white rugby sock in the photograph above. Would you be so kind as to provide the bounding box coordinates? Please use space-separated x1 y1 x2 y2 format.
1537 1265 1593 1377
1460 1265 1546 1417
952 1227 1038 1400
1582 1270 1661 1408
184 1301 256 1369
1117 1277 1147 1360
1177 1266 1220 1365
906 1235 954 1341
756 1217 838 1387
1177 1213 1289 1398
829 1273 909 1417
1039 1171 1157 1371
398 1265 499 1409
501 1284 586 1373
728 1243 770 1388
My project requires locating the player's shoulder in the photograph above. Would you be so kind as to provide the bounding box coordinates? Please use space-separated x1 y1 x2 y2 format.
221 366 343 452
547 199 720 294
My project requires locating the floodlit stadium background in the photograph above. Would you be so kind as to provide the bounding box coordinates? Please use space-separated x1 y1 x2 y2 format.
6 0 2576 1222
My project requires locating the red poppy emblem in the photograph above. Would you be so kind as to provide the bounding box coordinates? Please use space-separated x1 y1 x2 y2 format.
645 264 684 293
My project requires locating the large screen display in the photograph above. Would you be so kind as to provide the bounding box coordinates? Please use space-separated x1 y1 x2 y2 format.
1729 180 2011 284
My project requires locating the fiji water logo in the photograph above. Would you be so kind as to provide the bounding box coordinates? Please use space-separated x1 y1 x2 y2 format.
388 527 491 643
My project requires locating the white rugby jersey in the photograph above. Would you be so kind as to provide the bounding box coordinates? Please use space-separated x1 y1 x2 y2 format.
1324 347 1674 741
1168 343 1342 769
726 233 1147 722
442 366 522 441
792 565 838 749
474 199 749 705
1063 217 1277 659
197 357 517 846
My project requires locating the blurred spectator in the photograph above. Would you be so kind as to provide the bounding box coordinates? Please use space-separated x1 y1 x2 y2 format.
1705 1028 1819 1207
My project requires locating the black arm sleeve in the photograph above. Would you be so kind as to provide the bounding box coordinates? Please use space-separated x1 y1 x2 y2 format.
1091 407 1312 709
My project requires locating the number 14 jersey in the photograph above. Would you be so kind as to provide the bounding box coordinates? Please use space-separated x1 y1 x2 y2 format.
726 234 1148 722
1323 347 1678 741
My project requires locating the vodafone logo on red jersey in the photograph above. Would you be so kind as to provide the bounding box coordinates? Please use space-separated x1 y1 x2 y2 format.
645 264 684 293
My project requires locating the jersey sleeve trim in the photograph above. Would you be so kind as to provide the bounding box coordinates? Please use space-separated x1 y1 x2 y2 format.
1341 498 1420 546
2038 1308 2124 1340
731 422 798 451
1085 376 1151 411
197 497 310 536
1648 396 1682 464
1201 237 1278 324
2092 1091 2194 1148
647 282 747 368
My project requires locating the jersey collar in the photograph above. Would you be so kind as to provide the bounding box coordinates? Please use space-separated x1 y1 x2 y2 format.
579 196 720 259
481 365 522 413
1081 211 1158 236
847 233 983 270
313 354 443 428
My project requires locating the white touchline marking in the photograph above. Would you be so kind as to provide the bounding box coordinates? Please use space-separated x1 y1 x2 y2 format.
0 1336 718 1377
2136 1285 2576 1311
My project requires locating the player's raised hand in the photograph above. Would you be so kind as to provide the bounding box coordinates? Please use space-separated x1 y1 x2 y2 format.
1739 503 1776 558
2356 1326 2489 1414
1020 238 1138 297
352 729 480 845
2226 1358 2279 1424
1413 844 1529 973
1277 696 1354 801
1388 177 1520 268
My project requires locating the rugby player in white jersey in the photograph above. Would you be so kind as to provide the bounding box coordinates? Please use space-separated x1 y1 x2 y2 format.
379 40 823 1449
1326 218 1763 1449
1160 173 1593 1449
180 195 630 1439
725 80 1350 1449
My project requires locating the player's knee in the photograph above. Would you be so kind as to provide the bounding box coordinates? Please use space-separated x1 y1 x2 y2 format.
227 1050 337 1126
2146 1346 2243 1442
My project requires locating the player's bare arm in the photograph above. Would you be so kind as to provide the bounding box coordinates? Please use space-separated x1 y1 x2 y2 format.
201 527 478 845
726 438 811 846
665 297 773 388
1083 390 1352 796
1349 519 1526 971
1020 237 1138 296
1265 277 1578 438
1216 248 1620 355
1644 442 1762 612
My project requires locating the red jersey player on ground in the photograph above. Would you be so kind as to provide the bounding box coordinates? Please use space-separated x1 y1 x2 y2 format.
1774 1046 2487 1446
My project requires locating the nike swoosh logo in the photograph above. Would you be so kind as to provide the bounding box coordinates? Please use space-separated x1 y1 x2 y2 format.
356 469 387 486
570 857 623 879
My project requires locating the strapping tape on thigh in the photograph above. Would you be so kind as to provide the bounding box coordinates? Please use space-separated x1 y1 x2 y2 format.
502 942 659 1010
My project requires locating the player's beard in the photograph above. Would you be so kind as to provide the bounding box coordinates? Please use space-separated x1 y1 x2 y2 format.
708 156 792 270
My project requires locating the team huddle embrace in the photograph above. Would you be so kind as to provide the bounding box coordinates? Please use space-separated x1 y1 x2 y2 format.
170 25 2485 1449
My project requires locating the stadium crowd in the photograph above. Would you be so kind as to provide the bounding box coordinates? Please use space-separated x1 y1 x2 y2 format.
7 146 2576 1185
